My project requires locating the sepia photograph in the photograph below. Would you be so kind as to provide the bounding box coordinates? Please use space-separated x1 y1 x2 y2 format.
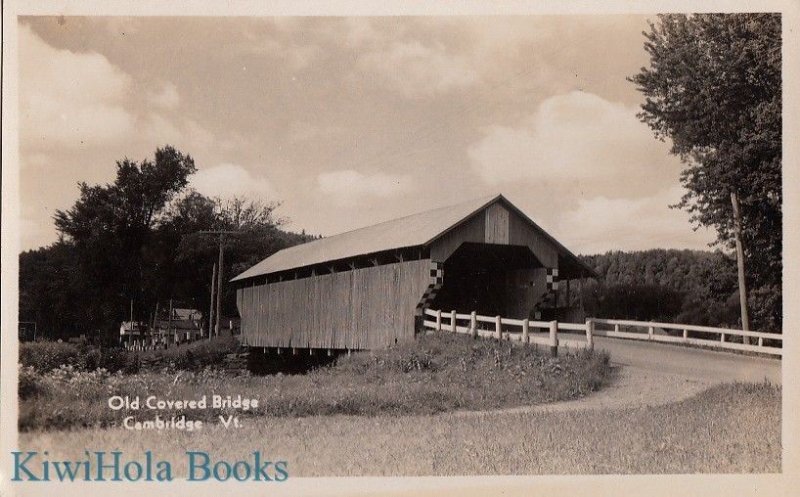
1 2 796 496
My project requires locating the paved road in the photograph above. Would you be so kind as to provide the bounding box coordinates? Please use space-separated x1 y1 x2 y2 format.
592 335 781 385
453 336 782 418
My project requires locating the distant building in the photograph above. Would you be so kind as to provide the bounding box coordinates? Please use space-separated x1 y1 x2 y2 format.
121 308 205 350
119 321 146 347
172 308 203 322
152 308 204 346
232 194 596 352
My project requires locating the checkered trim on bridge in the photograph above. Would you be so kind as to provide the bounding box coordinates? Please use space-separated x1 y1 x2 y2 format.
416 262 444 316
546 267 559 292
429 262 443 285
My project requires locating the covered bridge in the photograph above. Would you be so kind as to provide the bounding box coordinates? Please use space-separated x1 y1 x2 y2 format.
232 194 595 351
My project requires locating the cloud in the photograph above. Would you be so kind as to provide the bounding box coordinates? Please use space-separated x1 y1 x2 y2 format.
138 113 222 159
358 40 478 98
344 19 479 98
317 169 412 198
339 17 571 99
148 82 180 110
286 120 344 143
245 37 317 71
191 163 277 201
238 20 319 71
468 91 677 194
554 186 717 254
19 24 135 150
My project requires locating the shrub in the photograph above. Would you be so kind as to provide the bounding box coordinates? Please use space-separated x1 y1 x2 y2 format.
20 341 141 374
749 284 782 332
18 365 43 399
98 347 140 373
140 334 239 371
19 341 82 372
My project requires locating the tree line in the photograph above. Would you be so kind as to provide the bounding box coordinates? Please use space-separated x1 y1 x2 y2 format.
574 249 778 331
19 146 314 342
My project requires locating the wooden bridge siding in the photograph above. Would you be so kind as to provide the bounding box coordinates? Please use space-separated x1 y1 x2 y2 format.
507 214 559 268
485 203 510 244
429 207 559 269
237 259 431 349
429 212 485 262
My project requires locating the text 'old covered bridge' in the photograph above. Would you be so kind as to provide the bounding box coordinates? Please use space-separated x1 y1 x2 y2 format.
231 194 596 351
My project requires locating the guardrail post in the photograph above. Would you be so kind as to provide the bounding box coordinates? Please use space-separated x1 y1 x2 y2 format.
495 316 502 340
648 326 654 340
549 320 558 357
470 311 477 338
758 337 763 347
720 333 725 343
522 318 530 345
451 310 457 333
683 329 688 341
585 318 594 350
435 310 442 332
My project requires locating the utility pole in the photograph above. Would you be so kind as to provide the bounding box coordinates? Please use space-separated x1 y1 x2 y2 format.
731 191 751 343
216 233 224 336
152 301 159 349
168 298 174 345
198 230 238 338
209 263 216 339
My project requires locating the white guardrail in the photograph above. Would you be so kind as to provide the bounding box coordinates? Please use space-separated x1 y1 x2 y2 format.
422 308 782 357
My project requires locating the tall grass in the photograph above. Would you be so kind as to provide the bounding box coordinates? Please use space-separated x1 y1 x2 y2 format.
19 334 241 374
21 382 780 475
19 333 612 431
139 334 240 370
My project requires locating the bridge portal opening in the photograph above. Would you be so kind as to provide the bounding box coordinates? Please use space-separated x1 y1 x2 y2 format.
430 242 547 319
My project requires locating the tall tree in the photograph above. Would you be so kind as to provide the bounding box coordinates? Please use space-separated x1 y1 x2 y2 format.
169 195 309 318
629 14 782 330
53 146 197 340
22 147 317 341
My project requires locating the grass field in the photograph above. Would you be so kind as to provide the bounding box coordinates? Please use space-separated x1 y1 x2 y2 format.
21 382 780 475
19 333 611 430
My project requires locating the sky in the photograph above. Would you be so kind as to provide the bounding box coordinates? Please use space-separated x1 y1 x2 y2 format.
18 15 717 255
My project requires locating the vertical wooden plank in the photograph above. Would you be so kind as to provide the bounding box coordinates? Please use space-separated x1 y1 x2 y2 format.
549 321 558 357
471 311 478 338
507 209 558 268
522 318 529 344
585 318 594 350
485 203 510 244
429 214 485 262
256 284 263 346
